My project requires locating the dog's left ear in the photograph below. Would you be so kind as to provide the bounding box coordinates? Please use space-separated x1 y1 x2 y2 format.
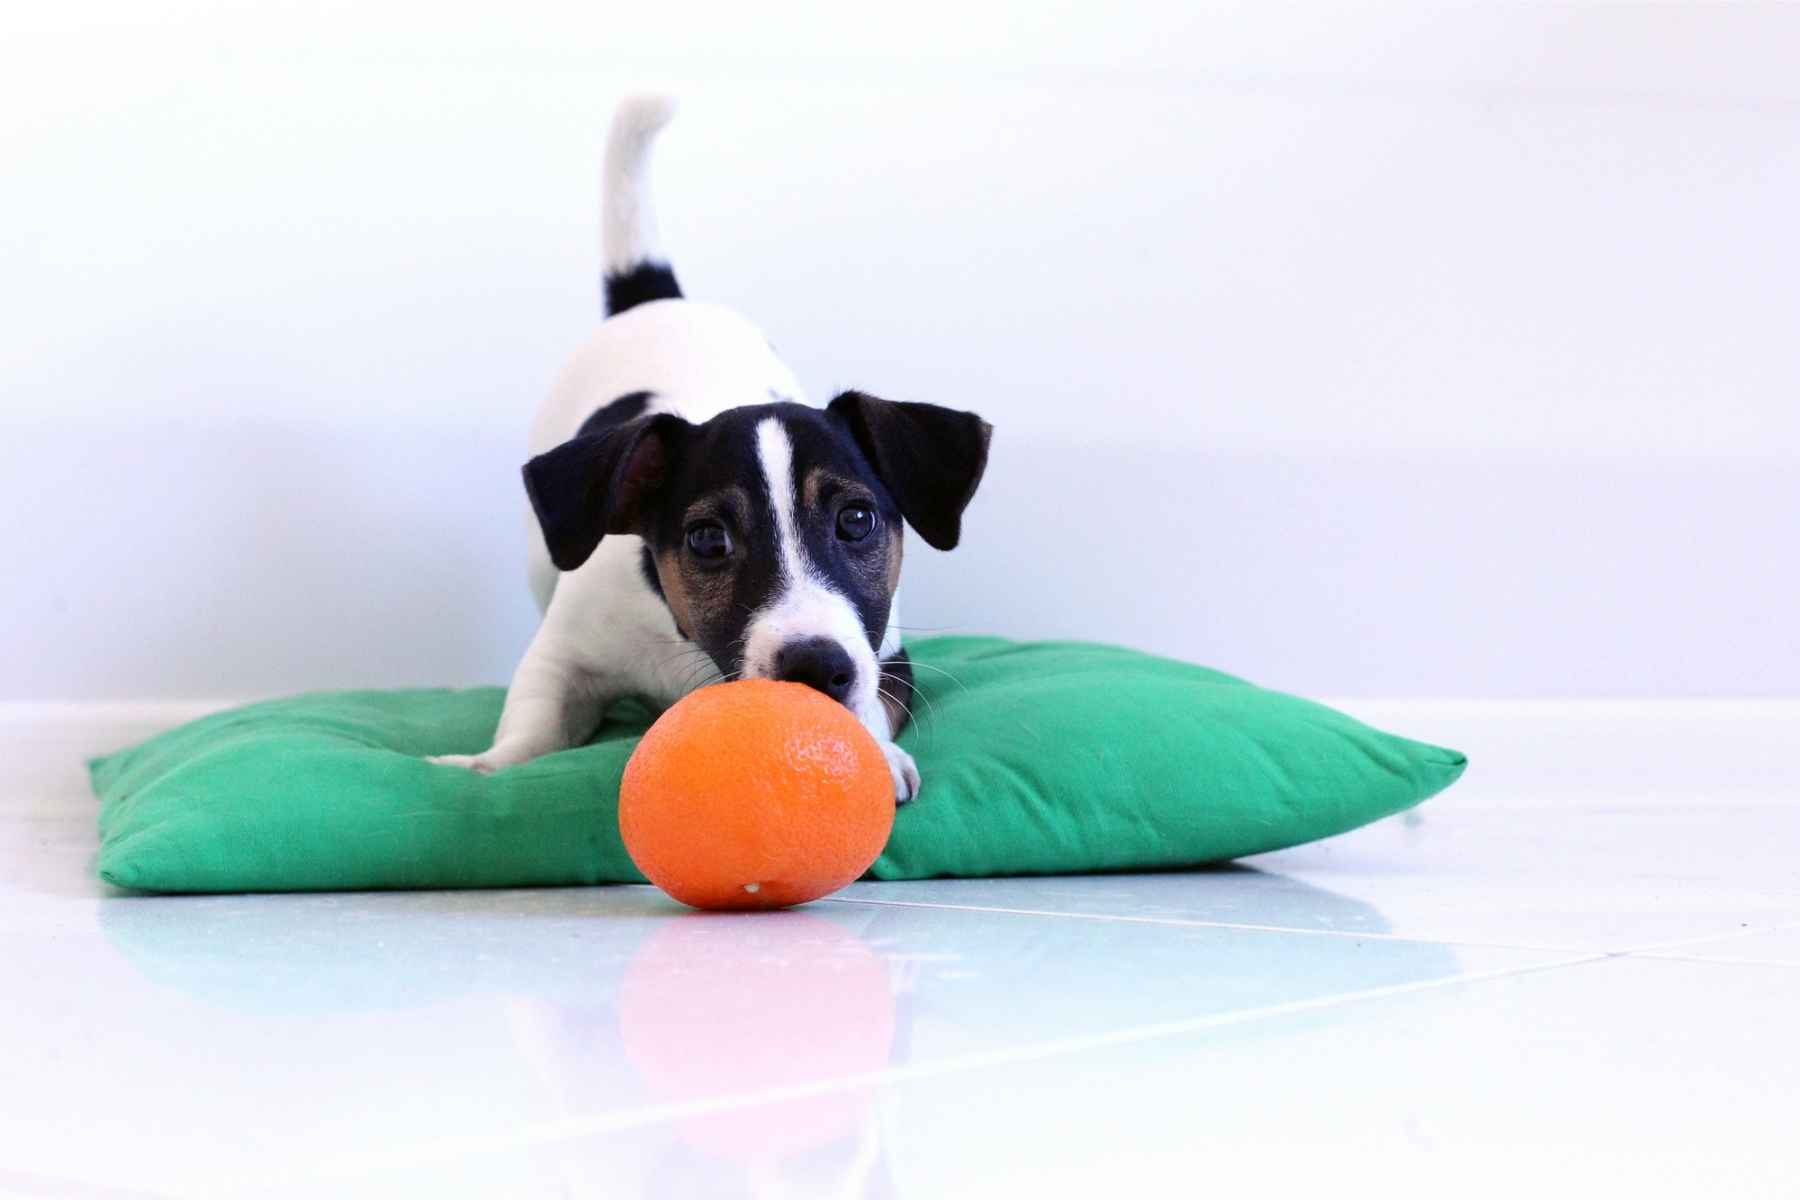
828 390 993 551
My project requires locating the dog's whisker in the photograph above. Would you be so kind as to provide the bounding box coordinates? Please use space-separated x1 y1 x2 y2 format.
680 659 725 689
876 688 916 735
877 686 918 725
877 686 935 755
892 679 943 746
905 659 970 692
877 680 929 730
908 677 942 727
653 648 716 676
665 649 725 690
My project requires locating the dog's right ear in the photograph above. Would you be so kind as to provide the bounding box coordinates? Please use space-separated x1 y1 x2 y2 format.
522 415 684 572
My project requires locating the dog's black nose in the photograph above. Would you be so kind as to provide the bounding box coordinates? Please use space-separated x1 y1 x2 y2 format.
773 638 858 704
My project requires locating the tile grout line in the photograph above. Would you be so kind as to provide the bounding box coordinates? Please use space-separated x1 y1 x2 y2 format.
302 949 1604 1183
1606 914 1800 958
819 894 1590 955
1624 951 1800 970
1612 915 1800 967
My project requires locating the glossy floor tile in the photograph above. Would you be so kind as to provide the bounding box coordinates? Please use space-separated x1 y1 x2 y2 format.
1636 921 1800 967
847 804 1800 952
518 954 1800 1200
3 709 1798 1198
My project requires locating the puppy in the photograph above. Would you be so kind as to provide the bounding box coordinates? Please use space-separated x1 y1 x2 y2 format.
431 96 992 802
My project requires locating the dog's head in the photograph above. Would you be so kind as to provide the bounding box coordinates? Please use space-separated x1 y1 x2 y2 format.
524 391 991 721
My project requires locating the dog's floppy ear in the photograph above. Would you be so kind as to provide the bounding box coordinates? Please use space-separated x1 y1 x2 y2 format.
522 415 684 571
828 390 992 551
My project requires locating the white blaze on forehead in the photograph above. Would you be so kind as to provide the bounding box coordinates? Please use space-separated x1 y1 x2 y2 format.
746 417 886 731
755 418 806 583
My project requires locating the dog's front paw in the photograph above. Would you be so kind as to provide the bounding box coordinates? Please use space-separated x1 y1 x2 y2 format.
883 742 921 805
427 751 510 776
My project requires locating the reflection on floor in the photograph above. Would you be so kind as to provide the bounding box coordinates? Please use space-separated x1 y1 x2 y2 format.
3 706 1797 1198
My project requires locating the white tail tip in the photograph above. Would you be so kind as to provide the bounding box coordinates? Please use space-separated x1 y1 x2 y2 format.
603 94 679 277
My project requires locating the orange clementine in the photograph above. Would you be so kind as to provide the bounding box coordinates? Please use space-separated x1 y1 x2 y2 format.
619 679 894 910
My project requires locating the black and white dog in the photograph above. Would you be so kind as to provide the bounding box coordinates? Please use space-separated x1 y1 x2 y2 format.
431 96 992 802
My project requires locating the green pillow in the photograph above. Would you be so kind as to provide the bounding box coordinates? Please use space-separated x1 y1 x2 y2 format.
90 637 1465 894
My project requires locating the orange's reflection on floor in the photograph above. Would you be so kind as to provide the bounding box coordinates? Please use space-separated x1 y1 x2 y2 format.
618 909 897 1159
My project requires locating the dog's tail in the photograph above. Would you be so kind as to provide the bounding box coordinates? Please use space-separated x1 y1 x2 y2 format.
602 93 683 317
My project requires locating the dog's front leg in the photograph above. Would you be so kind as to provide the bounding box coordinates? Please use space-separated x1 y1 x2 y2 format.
430 632 609 775
867 647 920 803
875 733 920 805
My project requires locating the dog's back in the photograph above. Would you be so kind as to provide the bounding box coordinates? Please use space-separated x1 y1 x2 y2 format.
526 96 808 606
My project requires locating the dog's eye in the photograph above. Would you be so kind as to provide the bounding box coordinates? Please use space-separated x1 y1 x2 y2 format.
685 521 732 560
836 505 876 542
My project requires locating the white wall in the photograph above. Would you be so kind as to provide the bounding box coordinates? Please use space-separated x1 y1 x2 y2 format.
3 2 1796 700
